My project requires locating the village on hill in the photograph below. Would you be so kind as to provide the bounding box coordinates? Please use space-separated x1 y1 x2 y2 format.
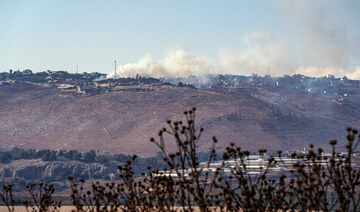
1 69 359 103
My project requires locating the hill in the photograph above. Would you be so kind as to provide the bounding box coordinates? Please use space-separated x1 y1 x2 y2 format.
0 71 359 156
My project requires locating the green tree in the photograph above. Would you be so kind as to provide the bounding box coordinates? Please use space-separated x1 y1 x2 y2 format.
0 153 12 163
83 150 96 163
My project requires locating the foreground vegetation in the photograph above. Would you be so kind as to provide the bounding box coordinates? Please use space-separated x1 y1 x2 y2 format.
1 108 360 211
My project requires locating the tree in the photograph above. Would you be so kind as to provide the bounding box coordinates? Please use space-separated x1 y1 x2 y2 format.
0 153 12 163
83 150 96 163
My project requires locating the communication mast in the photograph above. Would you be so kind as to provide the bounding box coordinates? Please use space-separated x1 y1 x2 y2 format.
114 60 117 79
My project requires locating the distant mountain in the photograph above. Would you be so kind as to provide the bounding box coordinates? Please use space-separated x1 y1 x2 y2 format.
1 71 359 156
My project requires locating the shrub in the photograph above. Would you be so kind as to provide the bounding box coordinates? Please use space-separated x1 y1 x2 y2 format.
22 183 61 212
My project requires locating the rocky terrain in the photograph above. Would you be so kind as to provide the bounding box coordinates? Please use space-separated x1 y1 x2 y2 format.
1 71 360 157
0 159 117 181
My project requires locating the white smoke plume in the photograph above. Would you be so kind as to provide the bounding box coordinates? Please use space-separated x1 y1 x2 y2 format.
347 67 360 80
218 1 360 79
218 31 292 76
107 49 214 79
293 66 344 78
107 1 359 80
293 66 360 80
273 0 352 68
274 0 360 79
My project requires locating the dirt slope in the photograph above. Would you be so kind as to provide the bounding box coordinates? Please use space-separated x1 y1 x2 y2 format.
0 83 358 156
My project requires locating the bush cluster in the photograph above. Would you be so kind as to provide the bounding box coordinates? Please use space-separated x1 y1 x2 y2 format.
0 149 134 164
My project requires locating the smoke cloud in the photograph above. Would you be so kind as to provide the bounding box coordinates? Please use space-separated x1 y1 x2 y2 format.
107 49 214 79
218 31 292 76
274 0 351 68
293 66 345 78
347 67 360 80
108 1 360 80
274 0 360 79
293 66 360 80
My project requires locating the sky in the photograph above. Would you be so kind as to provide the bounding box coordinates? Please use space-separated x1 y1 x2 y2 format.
1 0 360 79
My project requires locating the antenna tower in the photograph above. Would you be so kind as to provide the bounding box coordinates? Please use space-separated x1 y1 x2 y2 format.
114 60 117 79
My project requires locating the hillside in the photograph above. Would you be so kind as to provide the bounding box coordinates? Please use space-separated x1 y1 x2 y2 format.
0 71 359 156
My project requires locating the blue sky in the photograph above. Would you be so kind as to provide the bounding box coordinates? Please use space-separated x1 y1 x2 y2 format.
1 0 360 78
